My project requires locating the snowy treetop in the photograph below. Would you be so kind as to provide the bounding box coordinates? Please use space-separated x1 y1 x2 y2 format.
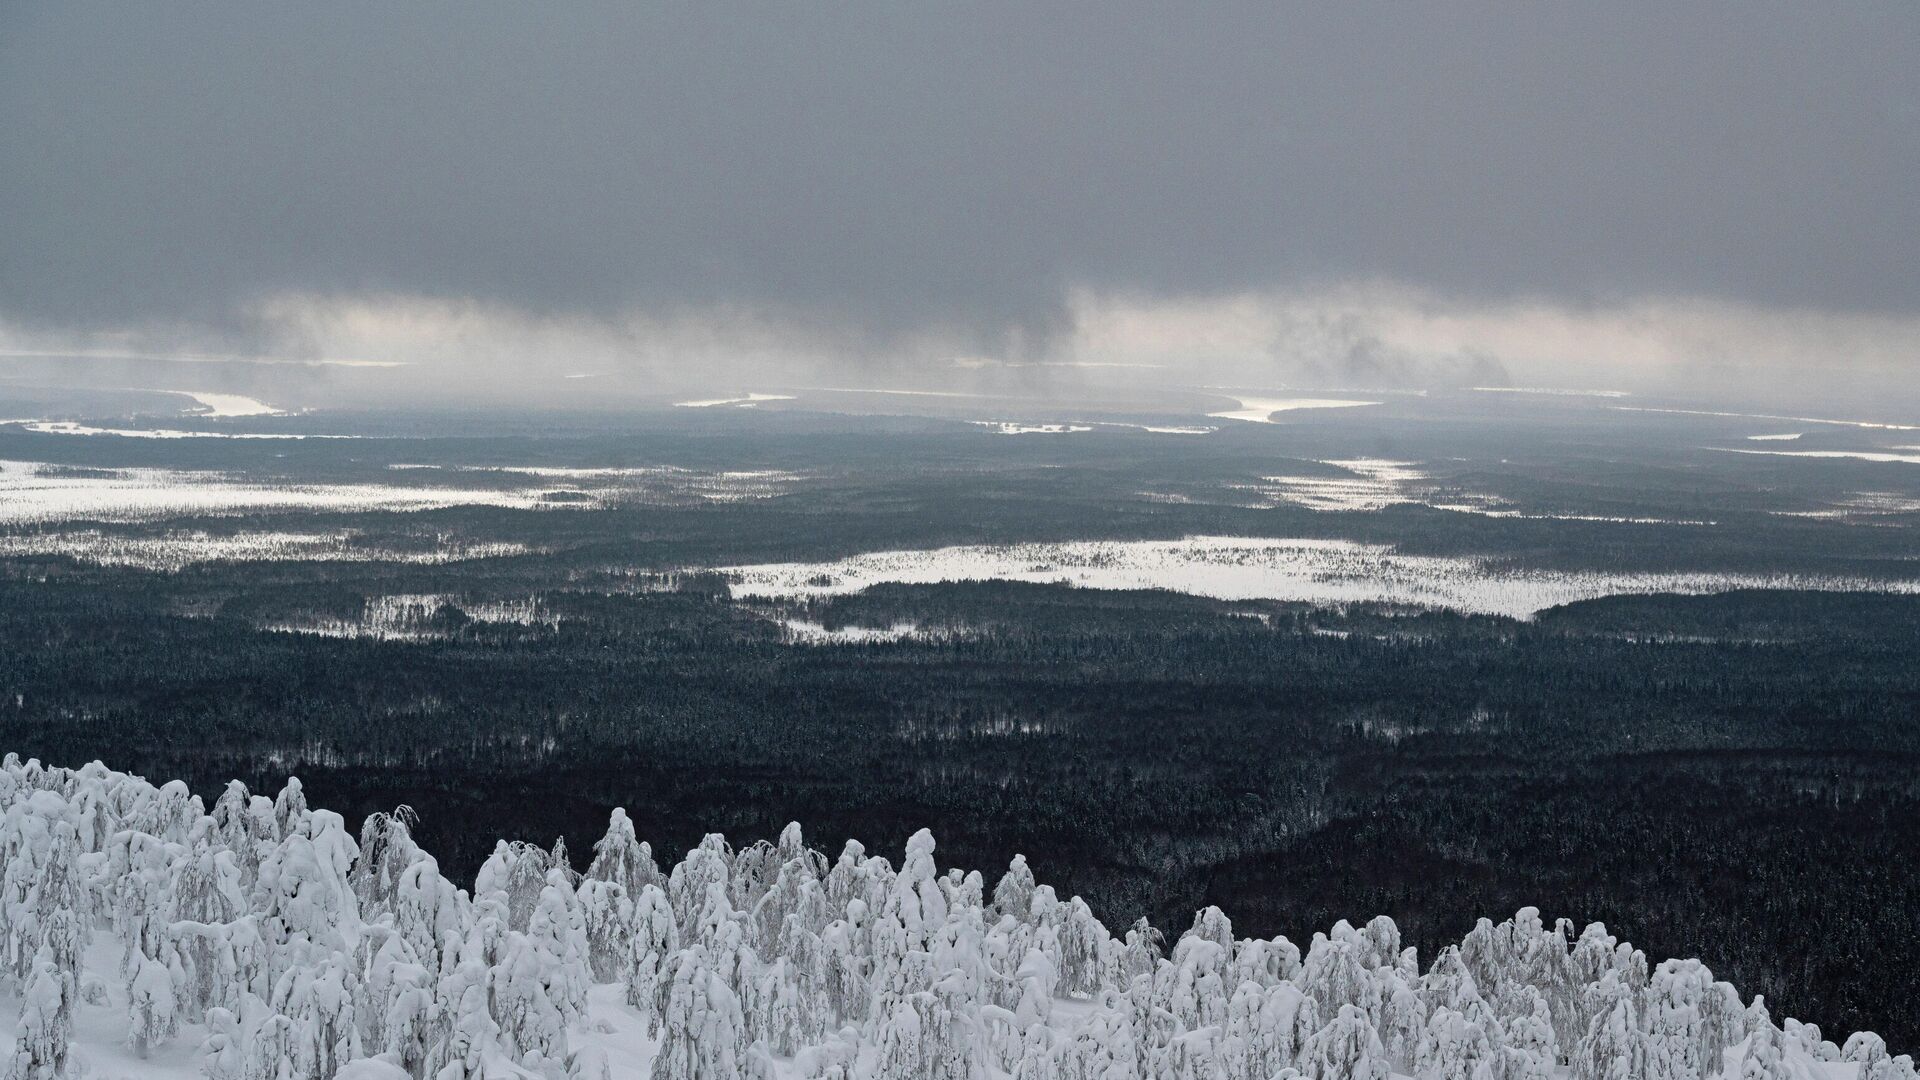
0 754 1903 1080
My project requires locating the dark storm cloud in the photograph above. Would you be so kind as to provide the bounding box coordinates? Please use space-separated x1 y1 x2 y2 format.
3 3 1917 349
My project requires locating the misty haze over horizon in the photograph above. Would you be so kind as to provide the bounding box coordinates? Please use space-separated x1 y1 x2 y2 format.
3 3 1918 418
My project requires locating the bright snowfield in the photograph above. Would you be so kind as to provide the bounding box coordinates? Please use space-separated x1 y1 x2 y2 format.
0 531 538 574
0 461 803 528
168 393 287 419
0 758 1904 1080
718 537 1920 622
1206 398 1382 424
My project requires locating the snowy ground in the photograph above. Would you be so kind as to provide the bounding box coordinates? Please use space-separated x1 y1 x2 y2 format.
0 951 673 1080
0 460 577 526
1716 448 1920 465
0 460 803 528
1205 396 1381 423
168 392 287 418
0 964 1872 1080
1242 459 1437 512
12 422 357 440
0 530 536 572
718 536 1920 621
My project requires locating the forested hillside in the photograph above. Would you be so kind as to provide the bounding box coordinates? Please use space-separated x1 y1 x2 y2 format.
0 754 1905 1079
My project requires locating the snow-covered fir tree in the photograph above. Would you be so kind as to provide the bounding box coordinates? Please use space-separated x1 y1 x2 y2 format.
0 753 1900 1080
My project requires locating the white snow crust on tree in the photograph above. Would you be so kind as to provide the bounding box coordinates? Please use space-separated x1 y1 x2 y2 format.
0 753 1906 1080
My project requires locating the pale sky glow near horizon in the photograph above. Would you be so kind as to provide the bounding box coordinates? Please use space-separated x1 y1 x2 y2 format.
2 3 1917 415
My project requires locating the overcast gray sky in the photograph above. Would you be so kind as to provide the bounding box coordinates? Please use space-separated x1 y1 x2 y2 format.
2 3 1916 404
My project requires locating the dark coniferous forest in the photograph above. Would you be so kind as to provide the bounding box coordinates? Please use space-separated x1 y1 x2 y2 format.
2 402 1917 1058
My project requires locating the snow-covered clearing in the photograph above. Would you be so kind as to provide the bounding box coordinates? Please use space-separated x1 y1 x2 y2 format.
168 392 286 417
0 460 580 525
1715 448 1920 465
1128 424 1217 435
0 756 1894 1080
718 536 1920 621
0 530 534 572
1232 460 1713 525
13 421 356 440
1206 397 1382 423
0 459 804 526
1248 459 1433 512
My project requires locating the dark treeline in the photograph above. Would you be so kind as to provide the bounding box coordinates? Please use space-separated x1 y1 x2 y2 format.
3 556 1919 1047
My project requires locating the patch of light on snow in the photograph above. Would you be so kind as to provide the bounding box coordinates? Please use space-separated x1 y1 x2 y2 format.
717 536 1920 621
1250 459 1429 512
1747 433 1804 441
673 392 796 408
1206 397 1382 423
0 529 537 571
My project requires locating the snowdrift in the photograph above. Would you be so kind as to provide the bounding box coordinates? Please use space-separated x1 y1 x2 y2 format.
0 754 1903 1080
